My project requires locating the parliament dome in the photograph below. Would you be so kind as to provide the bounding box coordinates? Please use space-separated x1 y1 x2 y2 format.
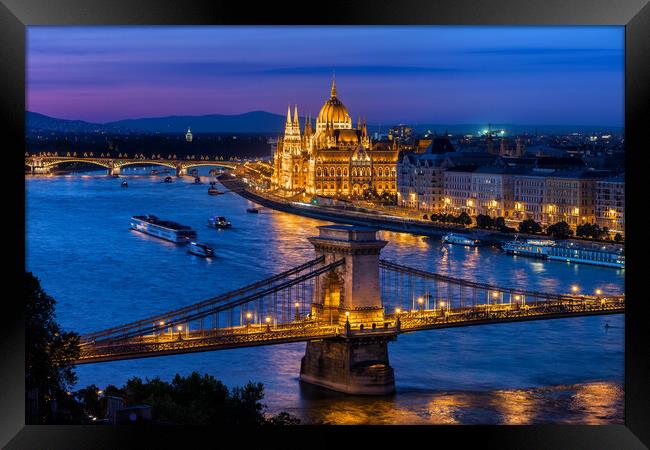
316 77 352 130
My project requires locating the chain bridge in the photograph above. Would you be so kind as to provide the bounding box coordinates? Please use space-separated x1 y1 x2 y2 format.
76 225 624 394
25 154 240 176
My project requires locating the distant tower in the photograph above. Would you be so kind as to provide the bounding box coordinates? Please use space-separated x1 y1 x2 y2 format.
185 127 193 143
515 136 525 156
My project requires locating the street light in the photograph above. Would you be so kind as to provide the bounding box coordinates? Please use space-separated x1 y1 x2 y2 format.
295 302 301 320
417 297 424 312
176 325 183 340
265 316 272 332
245 312 252 333
595 289 602 296
571 285 580 294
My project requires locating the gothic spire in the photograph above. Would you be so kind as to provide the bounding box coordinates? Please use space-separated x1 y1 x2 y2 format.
330 72 337 98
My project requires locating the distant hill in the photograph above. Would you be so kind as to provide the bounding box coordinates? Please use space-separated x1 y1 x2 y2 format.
27 111 623 136
27 111 289 134
26 112 121 133
110 111 289 133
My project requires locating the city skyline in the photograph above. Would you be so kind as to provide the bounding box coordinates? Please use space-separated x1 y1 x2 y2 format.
27 26 624 126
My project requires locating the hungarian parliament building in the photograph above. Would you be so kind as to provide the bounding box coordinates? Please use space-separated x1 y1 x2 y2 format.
271 79 399 197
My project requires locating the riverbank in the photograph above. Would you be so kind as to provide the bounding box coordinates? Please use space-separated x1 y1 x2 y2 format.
219 174 617 247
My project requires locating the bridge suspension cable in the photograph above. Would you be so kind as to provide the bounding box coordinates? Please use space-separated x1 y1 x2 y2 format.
82 257 344 346
378 259 620 311
81 255 325 342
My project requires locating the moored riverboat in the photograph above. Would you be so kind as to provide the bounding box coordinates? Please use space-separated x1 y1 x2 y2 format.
502 235 624 269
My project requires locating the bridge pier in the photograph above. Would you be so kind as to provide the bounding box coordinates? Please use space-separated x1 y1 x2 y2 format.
107 166 121 177
300 334 395 395
32 165 50 174
300 225 396 395
176 166 187 177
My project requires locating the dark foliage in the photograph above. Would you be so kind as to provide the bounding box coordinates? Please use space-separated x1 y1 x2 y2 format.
25 272 81 424
546 221 574 239
518 219 543 234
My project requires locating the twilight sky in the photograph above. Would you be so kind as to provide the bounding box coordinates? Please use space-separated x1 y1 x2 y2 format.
27 26 624 126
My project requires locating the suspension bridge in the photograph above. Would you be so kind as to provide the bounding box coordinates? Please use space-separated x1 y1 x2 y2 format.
75 225 624 394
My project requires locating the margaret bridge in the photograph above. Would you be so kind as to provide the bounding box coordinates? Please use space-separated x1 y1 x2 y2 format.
25 154 241 176
75 225 624 395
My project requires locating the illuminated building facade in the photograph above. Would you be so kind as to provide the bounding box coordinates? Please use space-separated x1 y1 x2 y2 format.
595 174 625 235
272 79 400 196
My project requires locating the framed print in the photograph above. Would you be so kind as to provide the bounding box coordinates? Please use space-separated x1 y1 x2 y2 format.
3 0 649 448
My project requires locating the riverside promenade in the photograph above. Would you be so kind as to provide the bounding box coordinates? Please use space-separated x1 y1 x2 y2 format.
219 174 533 244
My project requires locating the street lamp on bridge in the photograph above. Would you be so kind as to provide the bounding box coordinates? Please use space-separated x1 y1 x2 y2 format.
295 302 301 321
246 312 252 334
265 316 272 332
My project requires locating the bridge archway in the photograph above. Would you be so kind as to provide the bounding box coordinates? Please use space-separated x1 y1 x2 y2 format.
117 161 177 170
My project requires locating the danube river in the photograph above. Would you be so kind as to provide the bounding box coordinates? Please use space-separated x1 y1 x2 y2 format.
25 167 625 424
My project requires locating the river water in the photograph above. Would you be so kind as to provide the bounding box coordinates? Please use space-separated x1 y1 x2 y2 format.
25 167 625 424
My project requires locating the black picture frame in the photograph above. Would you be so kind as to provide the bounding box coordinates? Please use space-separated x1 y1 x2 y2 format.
3 0 648 447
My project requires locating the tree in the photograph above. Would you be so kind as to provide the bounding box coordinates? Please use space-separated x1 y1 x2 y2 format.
74 384 103 419
475 214 494 229
266 411 301 425
84 372 291 426
518 219 542 234
494 217 507 231
546 221 573 239
26 272 80 424
576 223 607 240
457 212 472 226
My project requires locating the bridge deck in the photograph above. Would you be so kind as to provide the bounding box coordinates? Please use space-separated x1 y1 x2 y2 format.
76 298 623 364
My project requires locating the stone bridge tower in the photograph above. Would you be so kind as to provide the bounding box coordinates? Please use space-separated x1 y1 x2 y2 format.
300 225 396 395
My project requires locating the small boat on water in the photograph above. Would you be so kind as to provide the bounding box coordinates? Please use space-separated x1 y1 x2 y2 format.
151 169 158 175
441 233 480 247
208 181 223 195
246 207 260 214
194 176 202 184
207 216 232 229
187 241 215 258
121 180 128 188
164 176 173 183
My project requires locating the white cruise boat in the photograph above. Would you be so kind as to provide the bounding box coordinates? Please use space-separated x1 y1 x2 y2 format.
187 242 215 257
130 215 197 244
441 233 480 247
502 235 624 269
